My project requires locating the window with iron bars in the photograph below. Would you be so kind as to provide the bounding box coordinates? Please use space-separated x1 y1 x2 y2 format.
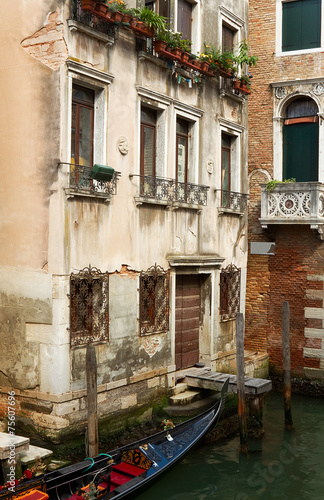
219 264 241 321
140 264 169 336
70 266 109 347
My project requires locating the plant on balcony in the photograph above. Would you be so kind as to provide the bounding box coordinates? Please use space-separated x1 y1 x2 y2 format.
265 178 296 192
106 0 127 12
137 7 167 32
235 39 258 70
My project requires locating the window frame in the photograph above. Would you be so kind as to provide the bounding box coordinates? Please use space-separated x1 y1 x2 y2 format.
71 85 95 167
276 0 324 56
140 106 157 178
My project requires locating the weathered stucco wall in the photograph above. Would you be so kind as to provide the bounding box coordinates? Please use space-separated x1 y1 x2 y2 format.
0 0 250 439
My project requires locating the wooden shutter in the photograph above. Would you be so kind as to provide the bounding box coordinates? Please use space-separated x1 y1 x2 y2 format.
177 0 192 40
282 0 321 52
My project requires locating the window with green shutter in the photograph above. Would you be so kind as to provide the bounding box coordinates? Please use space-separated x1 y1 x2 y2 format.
282 0 321 52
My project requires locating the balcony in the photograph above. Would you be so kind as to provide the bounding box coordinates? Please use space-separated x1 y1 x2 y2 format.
260 182 324 239
69 0 116 41
129 174 209 210
64 163 121 202
217 190 248 216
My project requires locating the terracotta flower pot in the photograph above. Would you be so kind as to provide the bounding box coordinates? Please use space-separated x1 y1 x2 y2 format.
112 11 123 22
81 0 97 12
94 2 109 17
200 61 210 72
171 47 182 59
154 40 168 53
181 52 190 63
233 80 241 90
122 13 131 24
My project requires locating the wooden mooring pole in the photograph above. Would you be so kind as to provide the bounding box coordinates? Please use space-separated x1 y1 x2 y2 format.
86 344 99 457
282 301 293 430
236 312 248 453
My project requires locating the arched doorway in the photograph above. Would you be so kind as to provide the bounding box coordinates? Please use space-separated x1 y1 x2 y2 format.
283 97 319 182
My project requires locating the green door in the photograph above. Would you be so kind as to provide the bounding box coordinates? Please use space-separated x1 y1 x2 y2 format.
283 122 318 182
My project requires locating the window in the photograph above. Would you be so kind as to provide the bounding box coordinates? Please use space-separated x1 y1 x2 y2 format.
141 107 157 178
282 0 321 52
70 266 109 347
140 265 169 335
176 118 189 184
71 85 94 167
145 0 169 18
220 264 241 321
177 0 192 40
221 133 231 207
283 98 319 181
222 24 235 52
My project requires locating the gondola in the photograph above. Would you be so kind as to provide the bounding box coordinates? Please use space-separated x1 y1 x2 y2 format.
1 379 228 500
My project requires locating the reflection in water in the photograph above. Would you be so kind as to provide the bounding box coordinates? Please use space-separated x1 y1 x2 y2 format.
137 392 324 500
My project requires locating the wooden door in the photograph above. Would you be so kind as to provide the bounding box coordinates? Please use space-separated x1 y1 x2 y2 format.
175 275 200 370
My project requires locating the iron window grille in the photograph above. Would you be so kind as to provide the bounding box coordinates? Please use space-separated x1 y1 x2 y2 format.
220 264 241 321
70 265 109 347
140 264 169 336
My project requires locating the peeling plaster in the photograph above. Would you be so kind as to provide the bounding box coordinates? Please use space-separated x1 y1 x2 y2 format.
142 336 162 358
20 7 68 71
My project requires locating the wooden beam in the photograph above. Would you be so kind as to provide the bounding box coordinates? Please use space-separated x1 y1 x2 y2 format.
236 313 248 453
86 344 98 457
282 301 293 430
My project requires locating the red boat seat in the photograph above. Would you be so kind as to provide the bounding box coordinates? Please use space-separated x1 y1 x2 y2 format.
15 491 49 500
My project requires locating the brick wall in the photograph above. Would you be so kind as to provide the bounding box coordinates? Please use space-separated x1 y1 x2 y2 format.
246 0 324 377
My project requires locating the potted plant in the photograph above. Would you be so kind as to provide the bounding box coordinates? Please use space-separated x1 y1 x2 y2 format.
179 38 192 63
107 0 127 22
138 7 167 33
81 0 97 12
167 31 183 59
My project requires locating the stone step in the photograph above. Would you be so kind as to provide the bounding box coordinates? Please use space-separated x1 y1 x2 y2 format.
169 382 188 396
169 390 201 406
20 445 53 468
0 433 30 460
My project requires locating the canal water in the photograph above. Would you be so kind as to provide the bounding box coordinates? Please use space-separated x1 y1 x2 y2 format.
137 392 324 500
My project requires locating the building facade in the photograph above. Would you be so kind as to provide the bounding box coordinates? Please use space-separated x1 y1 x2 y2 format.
246 0 324 379
0 0 249 440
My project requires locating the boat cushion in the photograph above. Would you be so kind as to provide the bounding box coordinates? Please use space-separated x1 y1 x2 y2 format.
15 491 49 500
112 462 145 477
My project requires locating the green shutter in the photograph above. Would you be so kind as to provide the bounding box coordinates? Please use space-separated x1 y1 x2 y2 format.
282 1 301 51
283 122 318 182
301 0 321 49
282 0 321 52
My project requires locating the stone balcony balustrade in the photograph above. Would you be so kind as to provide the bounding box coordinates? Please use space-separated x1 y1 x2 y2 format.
260 182 324 239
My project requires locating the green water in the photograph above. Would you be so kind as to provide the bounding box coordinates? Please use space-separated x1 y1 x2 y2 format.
137 392 324 500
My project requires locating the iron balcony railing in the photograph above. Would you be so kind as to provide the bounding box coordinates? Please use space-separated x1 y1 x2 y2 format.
218 190 249 213
67 163 121 197
131 174 210 206
71 0 116 38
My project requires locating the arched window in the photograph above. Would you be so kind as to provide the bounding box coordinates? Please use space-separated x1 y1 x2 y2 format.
283 97 319 182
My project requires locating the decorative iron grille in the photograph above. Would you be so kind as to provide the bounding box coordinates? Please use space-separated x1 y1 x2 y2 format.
70 265 109 347
68 163 120 197
140 264 169 336
71 0 117 38
134 175 209 206
220 190 248 212
220 264 241 321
